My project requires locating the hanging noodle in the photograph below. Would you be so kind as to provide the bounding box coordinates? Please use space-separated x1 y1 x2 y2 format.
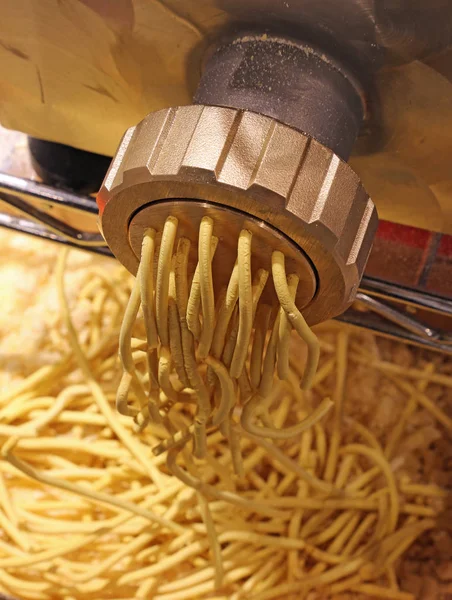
116 215 326 458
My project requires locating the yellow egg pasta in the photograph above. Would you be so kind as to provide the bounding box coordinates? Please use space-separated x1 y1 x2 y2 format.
0 229 449 599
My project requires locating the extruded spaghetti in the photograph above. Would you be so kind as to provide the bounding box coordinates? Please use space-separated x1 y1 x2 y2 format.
117 216 327 462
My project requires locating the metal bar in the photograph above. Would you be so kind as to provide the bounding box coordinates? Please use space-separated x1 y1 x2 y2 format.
0 172 106 247
360 275 452 315
337 309 452 355
0 190 106 246
0 172 99 214
355 292 452 348
0 212 113 258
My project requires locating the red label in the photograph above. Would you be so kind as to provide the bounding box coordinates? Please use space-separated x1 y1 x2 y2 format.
376 221 432 250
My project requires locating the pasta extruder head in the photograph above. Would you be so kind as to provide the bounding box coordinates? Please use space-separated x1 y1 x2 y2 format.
97 35 378 325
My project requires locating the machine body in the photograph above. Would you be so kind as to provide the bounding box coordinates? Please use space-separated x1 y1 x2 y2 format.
0 0 451 349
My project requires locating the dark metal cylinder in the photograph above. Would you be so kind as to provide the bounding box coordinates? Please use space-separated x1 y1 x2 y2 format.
194 34 365 161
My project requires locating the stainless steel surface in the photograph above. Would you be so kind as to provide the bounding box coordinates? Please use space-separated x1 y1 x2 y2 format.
339 274 452 354
339 300 452 355
360 276 452 317
337 312 452 354
0 211 112 257
0 173 106 248
354 292 452 351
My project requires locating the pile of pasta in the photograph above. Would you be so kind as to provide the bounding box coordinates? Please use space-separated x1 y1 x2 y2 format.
0 234 451 600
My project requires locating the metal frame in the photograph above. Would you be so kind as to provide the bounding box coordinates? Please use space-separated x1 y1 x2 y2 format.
339 292 452 353
1 171 451 353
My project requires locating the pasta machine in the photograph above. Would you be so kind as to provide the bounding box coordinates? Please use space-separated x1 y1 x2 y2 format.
0 0 451 351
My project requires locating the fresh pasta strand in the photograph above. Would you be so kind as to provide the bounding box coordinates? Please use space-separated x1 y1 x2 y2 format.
117 216 324 461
